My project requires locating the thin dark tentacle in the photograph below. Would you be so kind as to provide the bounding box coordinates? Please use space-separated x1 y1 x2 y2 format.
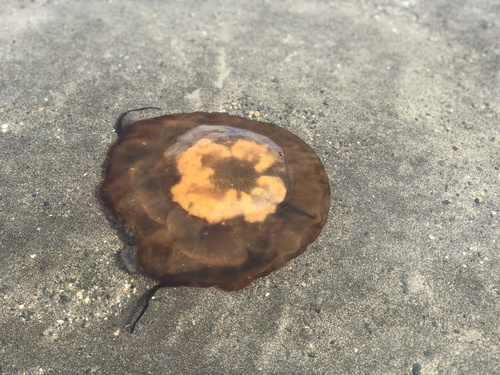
130 283 165 333
280 201 317 219
114 107 162 137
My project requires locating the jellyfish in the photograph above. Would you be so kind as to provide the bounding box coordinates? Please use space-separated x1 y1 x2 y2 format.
100 110 330 331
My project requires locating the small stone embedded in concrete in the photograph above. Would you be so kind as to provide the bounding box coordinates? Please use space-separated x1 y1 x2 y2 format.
359 232 369 243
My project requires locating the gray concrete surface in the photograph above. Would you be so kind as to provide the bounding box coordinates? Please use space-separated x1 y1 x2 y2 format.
1 0 499 374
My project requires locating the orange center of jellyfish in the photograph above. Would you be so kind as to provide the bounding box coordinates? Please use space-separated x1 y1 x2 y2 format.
167 126 287 224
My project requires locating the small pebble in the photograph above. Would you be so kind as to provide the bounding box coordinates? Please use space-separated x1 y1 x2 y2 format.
401 278 409 294
412 363 421 375
359 232 369 243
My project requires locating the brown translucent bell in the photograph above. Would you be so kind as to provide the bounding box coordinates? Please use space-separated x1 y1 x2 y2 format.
101 112 330 291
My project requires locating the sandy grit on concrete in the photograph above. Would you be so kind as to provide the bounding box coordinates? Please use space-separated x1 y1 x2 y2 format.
0 1 498 374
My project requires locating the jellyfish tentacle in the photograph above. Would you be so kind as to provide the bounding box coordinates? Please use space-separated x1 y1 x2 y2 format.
130 282 166 333
114 107 162 136
279 201 317 220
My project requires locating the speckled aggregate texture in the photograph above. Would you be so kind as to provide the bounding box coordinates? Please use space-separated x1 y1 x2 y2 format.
0 0 498 374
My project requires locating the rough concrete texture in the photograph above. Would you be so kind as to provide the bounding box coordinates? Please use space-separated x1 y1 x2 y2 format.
0 0 498 374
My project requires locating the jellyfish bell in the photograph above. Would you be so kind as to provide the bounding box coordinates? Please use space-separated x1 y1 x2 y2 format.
100 111 330 330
